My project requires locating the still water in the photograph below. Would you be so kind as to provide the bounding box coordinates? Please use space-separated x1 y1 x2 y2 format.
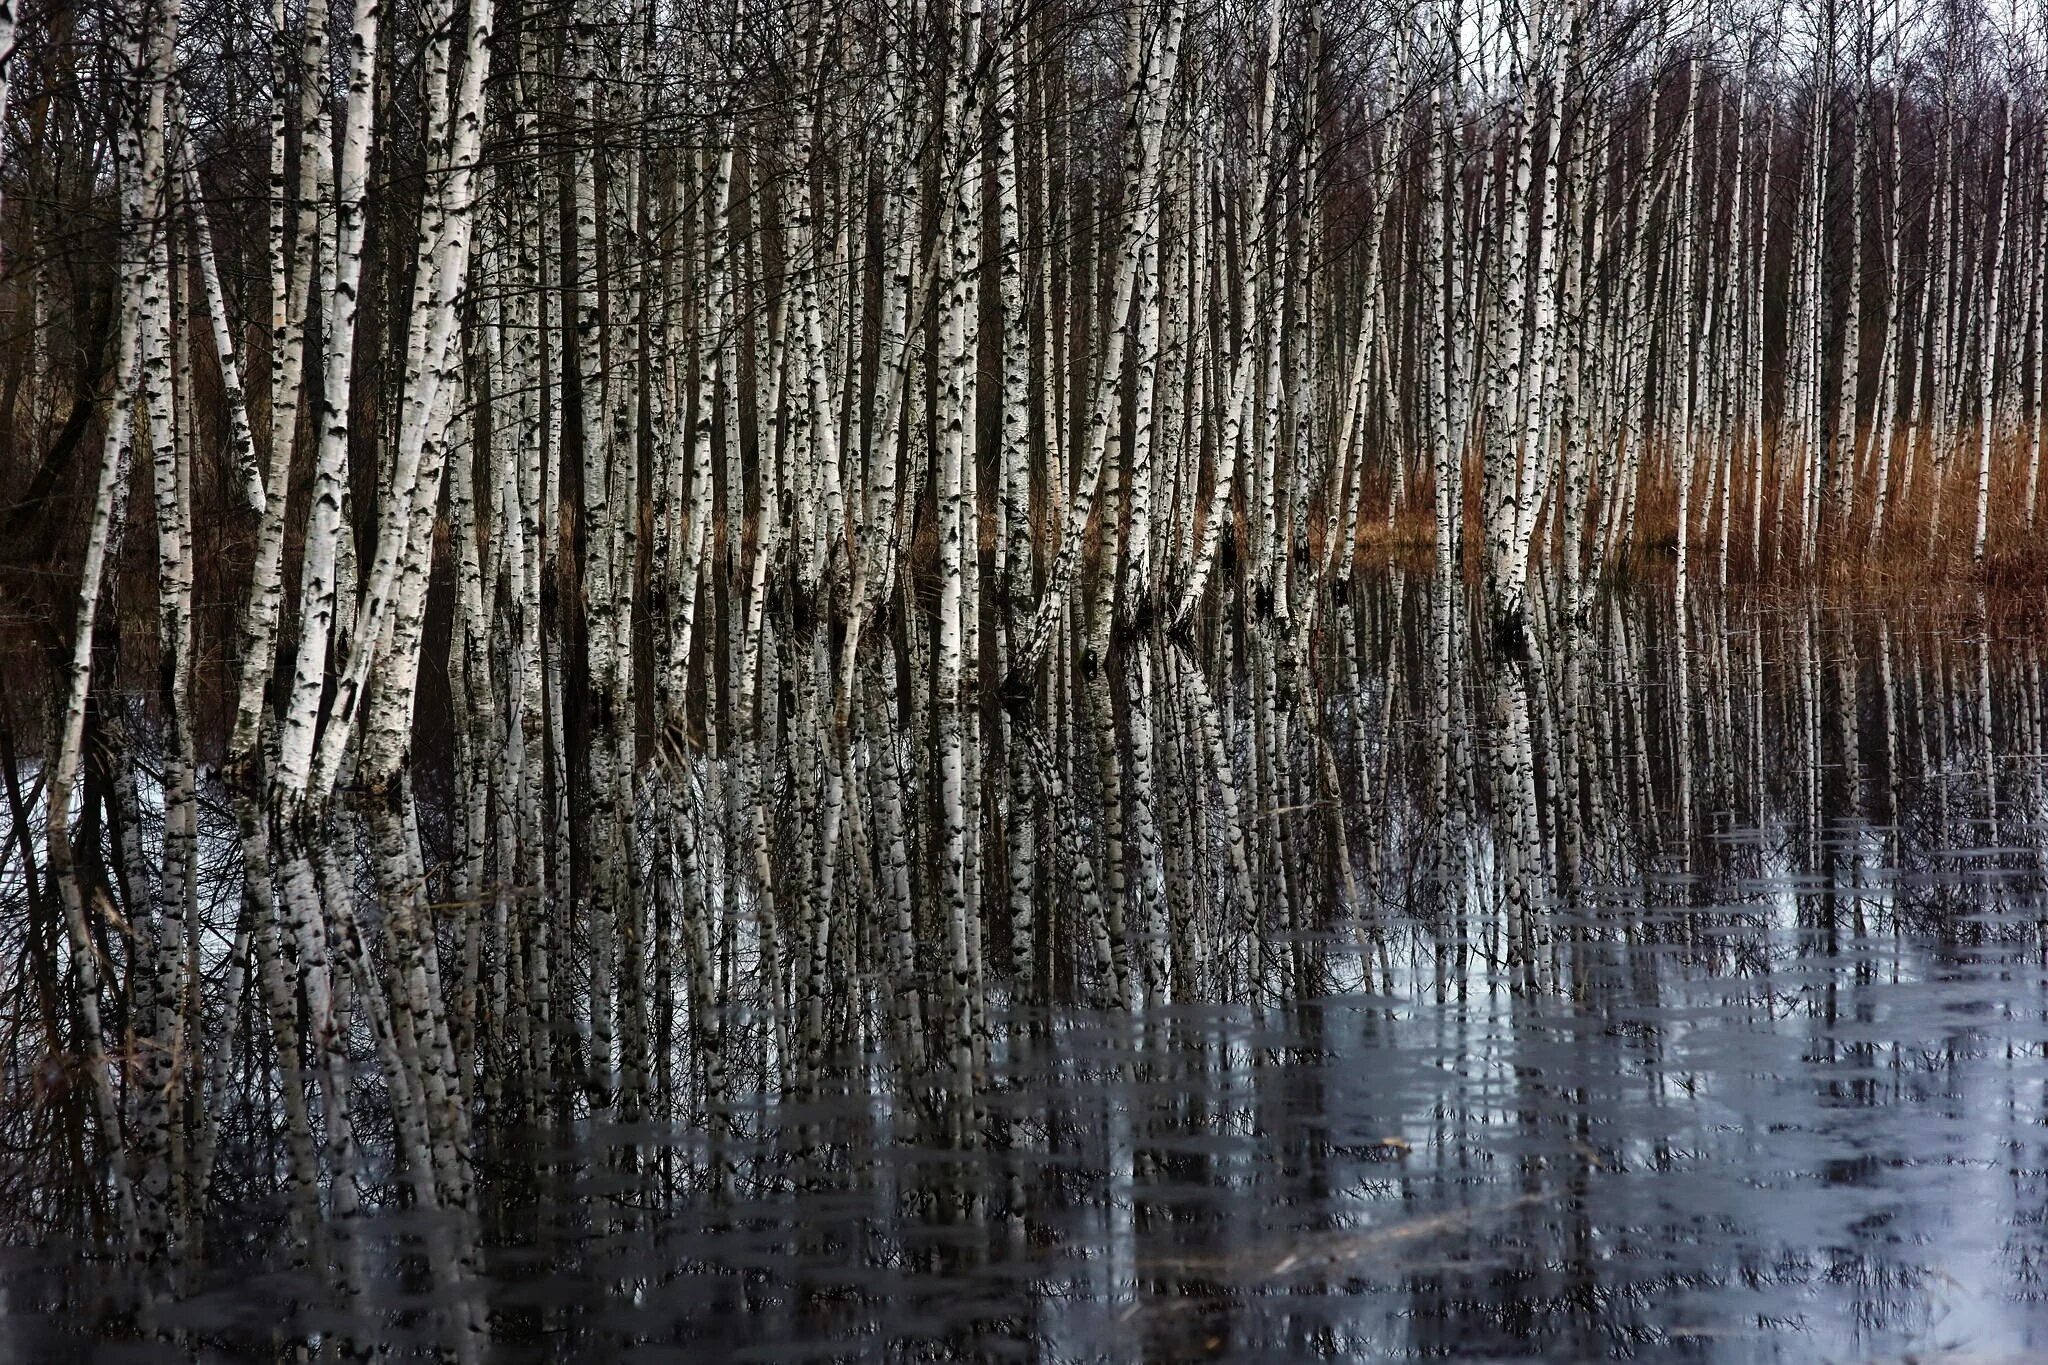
5 581 2048 1361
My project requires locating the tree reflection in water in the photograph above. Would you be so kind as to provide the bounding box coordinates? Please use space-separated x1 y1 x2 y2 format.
3 578 2045 1362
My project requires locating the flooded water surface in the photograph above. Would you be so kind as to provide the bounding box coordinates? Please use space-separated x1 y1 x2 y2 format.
6 581 2048 1362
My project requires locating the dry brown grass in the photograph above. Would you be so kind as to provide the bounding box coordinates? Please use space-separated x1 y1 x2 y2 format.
1335 431 2048 620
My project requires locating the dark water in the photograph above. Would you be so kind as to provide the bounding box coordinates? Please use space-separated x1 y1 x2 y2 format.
7 583 2048 1361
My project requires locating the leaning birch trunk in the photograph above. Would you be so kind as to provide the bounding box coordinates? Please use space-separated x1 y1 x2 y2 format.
1479 43 1538 635
176 115 263 512
1507 14 1574 613
273 0 382 798
317 0 494 1212
1016 0 1185 670
46 22 147 1225
1174 0 1282 630
1116 28 1173 629
1322 30 1404 595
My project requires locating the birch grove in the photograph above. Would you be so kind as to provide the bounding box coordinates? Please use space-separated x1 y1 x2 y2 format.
3 0 2048 1318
